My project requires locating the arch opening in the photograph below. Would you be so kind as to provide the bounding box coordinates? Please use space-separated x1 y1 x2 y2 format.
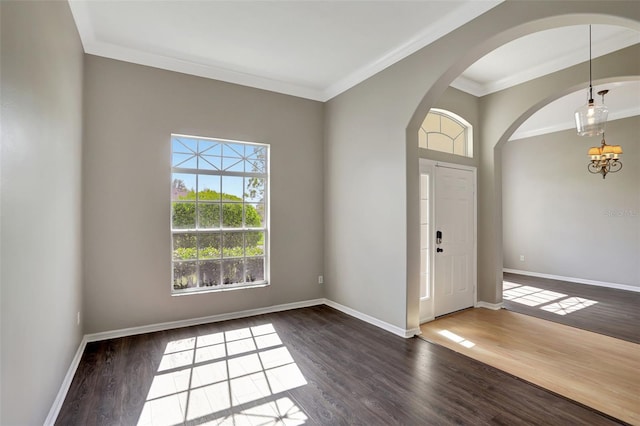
405 15 640 331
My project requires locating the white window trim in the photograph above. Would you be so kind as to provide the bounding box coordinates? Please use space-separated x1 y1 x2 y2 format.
171 134 270 295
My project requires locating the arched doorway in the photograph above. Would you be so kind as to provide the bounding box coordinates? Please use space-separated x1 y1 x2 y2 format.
405 17 640 331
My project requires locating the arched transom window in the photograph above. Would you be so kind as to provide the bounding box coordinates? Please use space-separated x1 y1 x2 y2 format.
419 108 473 158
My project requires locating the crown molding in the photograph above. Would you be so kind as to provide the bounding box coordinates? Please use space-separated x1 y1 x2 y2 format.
322 1 502 100
509 106 640 141
458 31 640 97
69 0 501 102
450 75 486 97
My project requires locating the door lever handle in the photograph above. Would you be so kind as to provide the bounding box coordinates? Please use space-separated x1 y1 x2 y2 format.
437 248 444 253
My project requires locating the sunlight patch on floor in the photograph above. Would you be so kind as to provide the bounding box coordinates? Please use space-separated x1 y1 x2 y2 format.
503 285 567 307
503 281 599 316
438 329 476 348
541 297 598 316
502 281 522 290
137 323 308 426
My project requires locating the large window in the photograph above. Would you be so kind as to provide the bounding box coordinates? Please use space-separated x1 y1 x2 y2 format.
419 108 473 158
171 135 269 294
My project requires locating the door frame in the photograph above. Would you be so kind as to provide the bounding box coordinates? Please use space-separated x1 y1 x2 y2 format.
419 159 478 323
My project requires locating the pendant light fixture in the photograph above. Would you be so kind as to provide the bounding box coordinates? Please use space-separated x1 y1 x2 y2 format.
575 25 609 136
586 90 622 179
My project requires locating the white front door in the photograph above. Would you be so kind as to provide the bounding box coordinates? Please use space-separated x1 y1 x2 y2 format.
433 165 476 317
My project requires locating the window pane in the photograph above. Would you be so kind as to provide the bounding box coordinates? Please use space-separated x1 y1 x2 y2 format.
419 110 472 159
223 143 244 159
222 232 243 257
246 145 265 160
173 233 197 260
245 231 264 257
222 203 243 228
422 112 440 132
244 178 265 203
221 176 244 200
172 152 197 169
172 173 195 201
199 140 221 156
246 158 265 173
245 203 264 228
200 260 221 287
172 137 197 154
441 115 463 138
246 146 267 173
199 141 222 171
222 157 244 172
420 225 429 249
198 175 220 200
454 134 466 156
199 233 221 260
173 262 197 290
222 143 244 172
199 203 220 229
246 258 264 282
199 154 221 171
172 202 195 229
171 136 269 294
427 133 452 153
223 259 244 284
420 200 429 225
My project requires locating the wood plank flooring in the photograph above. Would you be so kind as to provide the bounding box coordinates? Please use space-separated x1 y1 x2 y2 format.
56 305 622 425
419 308 640 425
503 272 640 343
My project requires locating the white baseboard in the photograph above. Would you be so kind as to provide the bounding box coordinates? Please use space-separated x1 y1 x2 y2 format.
49 297 417 423
85 298 325 342
323 299 419 338
503 268 640 293
44 335 88 426
475 301 503 310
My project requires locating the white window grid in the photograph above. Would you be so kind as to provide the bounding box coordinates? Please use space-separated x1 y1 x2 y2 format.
419 108 473 158
171 134 269 294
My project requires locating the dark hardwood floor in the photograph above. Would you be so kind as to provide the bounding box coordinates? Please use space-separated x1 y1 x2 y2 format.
503 272 640 344
56 305 622 425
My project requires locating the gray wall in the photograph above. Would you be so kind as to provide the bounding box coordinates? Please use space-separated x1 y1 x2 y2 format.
478 43 640 301
83 56 324 333
0 1 84 424
502 116 640 287
325 1 639 332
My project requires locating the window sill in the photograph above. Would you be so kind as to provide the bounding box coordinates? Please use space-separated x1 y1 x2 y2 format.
171 281 269 296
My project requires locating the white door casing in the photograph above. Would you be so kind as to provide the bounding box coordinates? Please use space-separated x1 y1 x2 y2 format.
433 163 476 317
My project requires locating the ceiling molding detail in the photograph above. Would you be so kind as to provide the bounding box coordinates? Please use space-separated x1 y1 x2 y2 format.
453 31 640 97
68 0 501 102
322 1 502 101
510 105 640 141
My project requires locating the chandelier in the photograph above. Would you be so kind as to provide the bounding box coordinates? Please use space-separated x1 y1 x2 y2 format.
587 134 622 179
584 89 622 179
575 25 608 136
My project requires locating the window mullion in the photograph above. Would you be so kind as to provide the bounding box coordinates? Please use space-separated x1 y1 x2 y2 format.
172 135 268 293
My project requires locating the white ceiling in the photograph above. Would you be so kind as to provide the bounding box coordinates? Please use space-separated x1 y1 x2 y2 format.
68 1 640 136
68 0 501 101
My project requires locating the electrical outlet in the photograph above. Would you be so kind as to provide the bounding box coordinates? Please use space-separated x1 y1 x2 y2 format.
519 255 525 262
318 275 324 284
77 311 81 326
